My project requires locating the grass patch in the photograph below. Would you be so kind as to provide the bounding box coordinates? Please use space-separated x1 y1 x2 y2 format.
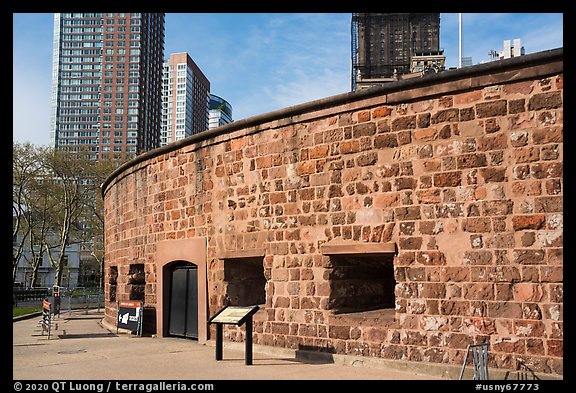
13 306 43 318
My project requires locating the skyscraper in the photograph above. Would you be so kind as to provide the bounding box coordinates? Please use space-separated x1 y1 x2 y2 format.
160 53 210 146
351 13 440 91
50 13 165 160
208 94 233 130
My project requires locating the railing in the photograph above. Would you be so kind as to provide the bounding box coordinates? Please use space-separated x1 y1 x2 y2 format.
13 287 105 313
60 287 105 313
13 288 50 302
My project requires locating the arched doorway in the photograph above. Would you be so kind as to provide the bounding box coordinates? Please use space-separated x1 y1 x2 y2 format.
155 238 208 343
168 262 198 339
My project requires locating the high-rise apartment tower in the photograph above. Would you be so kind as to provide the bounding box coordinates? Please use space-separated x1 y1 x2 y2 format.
50 13 165 160
160 53 210 146
351 13 440 91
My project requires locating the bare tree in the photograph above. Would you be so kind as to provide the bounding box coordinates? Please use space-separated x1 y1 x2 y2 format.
12 143 43 285
40 149 92 287
24 175 56 287
13 143 121 289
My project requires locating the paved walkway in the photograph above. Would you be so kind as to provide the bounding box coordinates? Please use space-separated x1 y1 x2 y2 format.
13 309 443 381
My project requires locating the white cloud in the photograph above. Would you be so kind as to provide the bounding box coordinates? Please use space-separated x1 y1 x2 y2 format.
206 13 351 120
262 66 350 111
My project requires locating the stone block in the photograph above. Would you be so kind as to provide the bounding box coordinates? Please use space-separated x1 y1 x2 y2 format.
455 90 483 105
374 134 398 149
532 126 562 144
340 140 360 154
443 333 470 349
391 115 416 131
356 152 378 166
463 250 493 265
528 91 562 110
462 218 491 233
475 100 507 118
372 106 393 118
395 206 421 220
329 325 351 340
459 107 475 121
413 127 438 141
457 153 488 169
353 122 376 138
512 249 545 265
513 283 544 302
417 112 431 128
512 214 546 230
463 283 494 300
482 200 513 216
431 108 459 124
433 171 462 187
488 302 523 319
513 320 545 337
478 133 508 151
480 167 507 183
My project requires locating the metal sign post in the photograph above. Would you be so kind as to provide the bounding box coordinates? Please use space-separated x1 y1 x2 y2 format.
52 285 61 316
42 299 51 339
209 305 259 365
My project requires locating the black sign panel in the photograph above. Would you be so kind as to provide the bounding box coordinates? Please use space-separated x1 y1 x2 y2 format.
116 300 143 336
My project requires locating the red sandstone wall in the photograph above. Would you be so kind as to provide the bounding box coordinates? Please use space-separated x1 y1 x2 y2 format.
103 53 563 375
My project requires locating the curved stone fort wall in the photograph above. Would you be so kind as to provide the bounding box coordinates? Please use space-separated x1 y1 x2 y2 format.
102 49 563 376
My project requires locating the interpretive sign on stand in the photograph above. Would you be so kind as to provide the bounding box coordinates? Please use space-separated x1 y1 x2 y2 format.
209 305 260 365
116 300 143 336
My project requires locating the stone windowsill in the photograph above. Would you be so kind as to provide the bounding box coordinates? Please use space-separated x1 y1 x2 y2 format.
329 308 398 329
320 241 397 256
217 248 266 259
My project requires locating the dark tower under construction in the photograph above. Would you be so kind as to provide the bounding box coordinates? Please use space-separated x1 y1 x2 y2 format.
351 13 440 91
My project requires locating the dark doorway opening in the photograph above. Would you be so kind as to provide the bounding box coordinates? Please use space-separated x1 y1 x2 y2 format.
168 263 198 339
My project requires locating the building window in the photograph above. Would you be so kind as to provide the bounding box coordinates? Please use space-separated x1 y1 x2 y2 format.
108 266 118 302
327 254 396 314
128 263 145 301
223 256 266 306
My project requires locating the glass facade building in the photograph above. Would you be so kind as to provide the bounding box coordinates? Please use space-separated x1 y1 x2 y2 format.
50 13 165 160
208 94 233 130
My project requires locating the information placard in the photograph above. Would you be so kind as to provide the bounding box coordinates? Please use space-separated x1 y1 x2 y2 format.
209 305 260 365
116 300 143 336
209 306 259 325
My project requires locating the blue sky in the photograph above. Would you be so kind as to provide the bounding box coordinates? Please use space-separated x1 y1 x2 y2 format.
13 13 563 147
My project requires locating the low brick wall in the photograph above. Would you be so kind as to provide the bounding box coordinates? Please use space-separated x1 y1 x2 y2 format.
102 49 563 375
